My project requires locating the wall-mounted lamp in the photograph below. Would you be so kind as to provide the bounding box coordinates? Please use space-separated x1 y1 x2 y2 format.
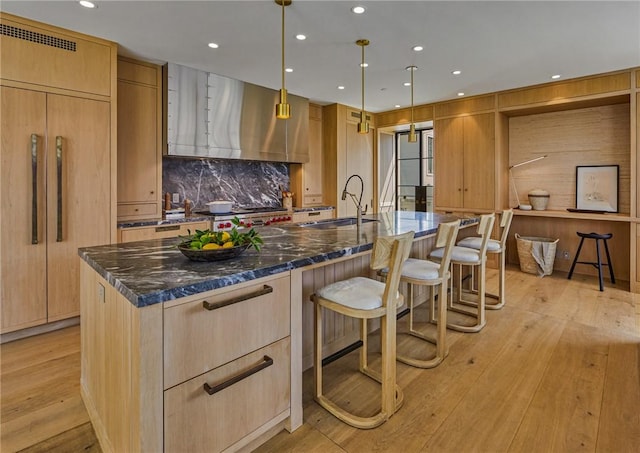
356 39 370 134
275 0 291 119
406 65 418 142
509 155 548 210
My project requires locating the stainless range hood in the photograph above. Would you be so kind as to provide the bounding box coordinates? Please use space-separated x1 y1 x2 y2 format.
164 63 309 163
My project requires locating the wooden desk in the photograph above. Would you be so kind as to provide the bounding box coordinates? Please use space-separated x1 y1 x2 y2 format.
508 210 631 284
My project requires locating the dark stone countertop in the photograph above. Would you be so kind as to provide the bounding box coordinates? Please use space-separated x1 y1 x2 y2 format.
81 211 477 308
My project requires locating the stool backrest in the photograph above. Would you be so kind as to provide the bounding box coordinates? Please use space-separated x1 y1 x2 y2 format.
498 209 514 249
371 231 415 308
475 213 496 259
434 220 461 278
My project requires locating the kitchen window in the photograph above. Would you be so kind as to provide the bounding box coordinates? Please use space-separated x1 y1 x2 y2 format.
396 128 434 211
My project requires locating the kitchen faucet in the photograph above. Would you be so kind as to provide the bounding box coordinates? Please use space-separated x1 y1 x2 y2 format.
341 174 366 232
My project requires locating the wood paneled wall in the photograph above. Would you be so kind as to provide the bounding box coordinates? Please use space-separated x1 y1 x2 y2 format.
509 103 631 213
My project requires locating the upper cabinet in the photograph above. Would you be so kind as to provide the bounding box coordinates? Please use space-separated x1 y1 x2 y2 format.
117 57 163 221
322 104 376 217
291 104 324 206
434 112 496 212
0 14 112 97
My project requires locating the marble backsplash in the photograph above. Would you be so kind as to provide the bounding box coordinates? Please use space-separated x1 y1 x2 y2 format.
162 158 290 210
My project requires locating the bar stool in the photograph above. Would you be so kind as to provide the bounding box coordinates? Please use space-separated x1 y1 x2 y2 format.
567 232 615 291
310 231 414 429
429 214 495 333
456 209 514 310
391 220 460 369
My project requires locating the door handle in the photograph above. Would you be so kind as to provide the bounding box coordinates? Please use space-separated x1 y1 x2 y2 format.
56 136 63 242
31 134 38 244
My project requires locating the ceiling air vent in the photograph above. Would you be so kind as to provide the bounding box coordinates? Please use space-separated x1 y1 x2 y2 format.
0 24 76 52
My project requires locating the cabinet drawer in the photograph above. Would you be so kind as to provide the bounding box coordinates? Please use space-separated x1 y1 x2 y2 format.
117 202 159 219
164 337 290 453
304 194 324 205
118 221 209 243
293 210 334 223
164 275 291 388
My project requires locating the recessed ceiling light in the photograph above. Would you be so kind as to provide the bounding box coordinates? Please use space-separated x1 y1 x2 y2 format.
285 68 293 73
395 105 401 108
457 92 465 97
352 6 365 14
412 45 423 52
295 34 306 40
79 1 96 8
337 86 345 90
403 82 411 87
452 70 461 75
551 74 562 79
360 63 368 68
208 42 219 49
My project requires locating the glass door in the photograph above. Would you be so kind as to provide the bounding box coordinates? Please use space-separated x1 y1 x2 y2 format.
396 129 434 211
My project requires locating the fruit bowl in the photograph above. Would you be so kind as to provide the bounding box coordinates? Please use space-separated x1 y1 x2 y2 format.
177 242 250 262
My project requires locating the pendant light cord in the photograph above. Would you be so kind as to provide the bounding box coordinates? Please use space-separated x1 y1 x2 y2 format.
410 67 414 124
281 0 285 91
361 43 365 116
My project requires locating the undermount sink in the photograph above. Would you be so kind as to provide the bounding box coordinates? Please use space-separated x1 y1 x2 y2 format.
298 217 378 230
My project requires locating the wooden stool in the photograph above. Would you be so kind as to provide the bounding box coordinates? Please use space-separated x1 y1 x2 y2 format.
567 232 615 291
429 214 495 333
310 231 414 429
378 220 460 369
456 209 513 310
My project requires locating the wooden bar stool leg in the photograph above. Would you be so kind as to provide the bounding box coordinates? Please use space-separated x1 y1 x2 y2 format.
595 239 604 292
567 237 585 280
360 318 368 372
603 239 616 284
314 303 323 400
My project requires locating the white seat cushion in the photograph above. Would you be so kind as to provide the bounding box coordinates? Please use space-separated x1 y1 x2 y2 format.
401 258 441 281
316 276 390 311
457 236 502 252
430 246 481 264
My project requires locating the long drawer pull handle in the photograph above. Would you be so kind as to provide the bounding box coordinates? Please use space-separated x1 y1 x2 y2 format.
203 355 273 396
155 225 180 232
56 136 63 242
202 284 273 311
308 211 321 216
31 134 38 244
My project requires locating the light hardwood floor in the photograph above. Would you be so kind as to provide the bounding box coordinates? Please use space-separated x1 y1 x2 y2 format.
1 266 639 452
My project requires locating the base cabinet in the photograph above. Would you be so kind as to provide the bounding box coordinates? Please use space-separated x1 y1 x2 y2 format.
80 263 292 453
117 220 210 243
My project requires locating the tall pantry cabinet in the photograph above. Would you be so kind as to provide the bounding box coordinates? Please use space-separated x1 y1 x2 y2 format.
0 13 117 334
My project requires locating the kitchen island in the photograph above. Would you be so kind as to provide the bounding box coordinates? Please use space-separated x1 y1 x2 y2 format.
79 211 477 453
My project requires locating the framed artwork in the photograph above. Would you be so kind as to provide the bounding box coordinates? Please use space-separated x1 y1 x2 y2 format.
575 165 619 213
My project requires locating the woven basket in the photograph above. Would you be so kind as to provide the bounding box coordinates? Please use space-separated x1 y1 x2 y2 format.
515 234 559 276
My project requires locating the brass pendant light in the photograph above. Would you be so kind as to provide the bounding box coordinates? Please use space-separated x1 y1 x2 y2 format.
407 65 418 142
275 0 291 119
356 39 370 134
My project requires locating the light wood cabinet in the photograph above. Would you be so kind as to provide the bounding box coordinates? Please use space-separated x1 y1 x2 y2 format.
1 87 112 332
434 113 495 212
291 209 334 223
0 14 112 97
291 104 324 207
0 13 116 333
81 267 292 452
322 104 376 217
117 220 209 243
117 57 163 221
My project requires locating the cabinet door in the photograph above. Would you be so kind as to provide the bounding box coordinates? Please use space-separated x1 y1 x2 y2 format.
434 117 464 209
0 87 48 332
463 113 495 210
0 17 112 97
304 114 324 202
117 79 160 210
345 122 374 215
46 94 111 322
